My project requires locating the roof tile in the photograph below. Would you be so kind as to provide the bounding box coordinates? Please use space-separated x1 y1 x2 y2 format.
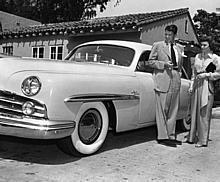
1 8 189 38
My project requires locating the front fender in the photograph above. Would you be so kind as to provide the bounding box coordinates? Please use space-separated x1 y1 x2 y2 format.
5 71 82 121
5 71 140 126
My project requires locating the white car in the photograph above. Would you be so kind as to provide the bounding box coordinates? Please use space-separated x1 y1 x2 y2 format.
0 40 191 156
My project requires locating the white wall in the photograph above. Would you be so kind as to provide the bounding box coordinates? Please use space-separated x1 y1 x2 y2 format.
140 14 198 45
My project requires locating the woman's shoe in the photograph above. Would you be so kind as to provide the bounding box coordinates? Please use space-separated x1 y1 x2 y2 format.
182 138 193 144
195 143 207 148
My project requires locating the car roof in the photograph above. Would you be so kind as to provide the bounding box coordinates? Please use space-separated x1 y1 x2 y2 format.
79 40 152 50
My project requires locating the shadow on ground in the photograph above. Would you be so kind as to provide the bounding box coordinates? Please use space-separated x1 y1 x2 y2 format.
0 125 158 165
100 125 157 153
0 136 78 165
0 124 188 165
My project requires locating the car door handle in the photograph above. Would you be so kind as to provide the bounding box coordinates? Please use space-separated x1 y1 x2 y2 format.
131 90 139 96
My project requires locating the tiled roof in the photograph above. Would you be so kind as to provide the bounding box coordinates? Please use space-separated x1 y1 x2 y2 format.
0 8 189 39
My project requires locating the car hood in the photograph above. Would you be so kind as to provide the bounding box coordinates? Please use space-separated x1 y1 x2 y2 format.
0 57 134 77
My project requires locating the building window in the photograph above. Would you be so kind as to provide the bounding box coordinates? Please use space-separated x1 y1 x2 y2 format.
50 46 63 60
185 20 188 34
3 46 13 55
57 46 63 60
32 47 45 58
33 48 38 58
50 47 56 59
39 47 44 58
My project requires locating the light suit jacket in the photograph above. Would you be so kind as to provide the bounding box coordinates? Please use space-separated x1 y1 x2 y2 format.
148 41 184 92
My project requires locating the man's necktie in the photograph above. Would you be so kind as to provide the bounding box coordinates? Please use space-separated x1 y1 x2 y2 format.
171 43 177 66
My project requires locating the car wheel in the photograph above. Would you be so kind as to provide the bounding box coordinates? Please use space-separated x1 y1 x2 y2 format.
57 102 109 156
178 114 191 131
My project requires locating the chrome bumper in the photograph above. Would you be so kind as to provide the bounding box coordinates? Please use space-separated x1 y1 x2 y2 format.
0 115 75 139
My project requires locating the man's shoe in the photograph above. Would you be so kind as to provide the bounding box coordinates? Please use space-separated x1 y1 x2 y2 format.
169 139 182 145
195 143 207 148
156 139 177 147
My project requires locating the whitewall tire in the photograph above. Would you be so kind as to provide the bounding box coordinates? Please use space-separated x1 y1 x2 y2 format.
57 102 109 156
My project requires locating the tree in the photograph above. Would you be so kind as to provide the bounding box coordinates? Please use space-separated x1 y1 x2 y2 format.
0 0 8 11
0 0 121 23
193 9 220 55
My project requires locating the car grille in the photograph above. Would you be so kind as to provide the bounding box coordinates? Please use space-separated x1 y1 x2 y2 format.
0 90 47 119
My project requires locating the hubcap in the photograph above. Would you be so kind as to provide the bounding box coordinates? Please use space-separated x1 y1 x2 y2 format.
185 114 191 125
183 114 191 130
78 109 102 144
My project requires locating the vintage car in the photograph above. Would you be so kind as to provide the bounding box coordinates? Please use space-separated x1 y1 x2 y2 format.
0 40 191 156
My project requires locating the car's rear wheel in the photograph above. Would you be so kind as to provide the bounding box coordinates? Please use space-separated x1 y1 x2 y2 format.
57 102 109 157
178 114 191 131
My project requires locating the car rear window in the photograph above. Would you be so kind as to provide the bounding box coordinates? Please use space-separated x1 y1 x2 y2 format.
66 44 135 67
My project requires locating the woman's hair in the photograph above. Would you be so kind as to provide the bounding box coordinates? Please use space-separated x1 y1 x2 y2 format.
199 36 214 50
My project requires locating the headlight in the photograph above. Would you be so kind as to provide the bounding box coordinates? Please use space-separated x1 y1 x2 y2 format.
21 76 41 96
22 101 35 115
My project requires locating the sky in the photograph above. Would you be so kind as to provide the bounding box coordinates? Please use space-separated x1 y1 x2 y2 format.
96 0 219 18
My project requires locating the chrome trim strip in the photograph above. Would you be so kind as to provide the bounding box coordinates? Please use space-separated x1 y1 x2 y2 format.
0 97 23 105
0 115 75 139
0 90 46 107
64 93 140 103
0 115 75 130
0 105 23 114
0 89 48 119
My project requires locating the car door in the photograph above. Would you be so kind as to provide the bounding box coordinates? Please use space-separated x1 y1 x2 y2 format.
178 64 191 119
135 51 156 125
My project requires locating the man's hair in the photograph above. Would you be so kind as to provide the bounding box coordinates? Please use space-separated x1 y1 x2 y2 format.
165 24 178 35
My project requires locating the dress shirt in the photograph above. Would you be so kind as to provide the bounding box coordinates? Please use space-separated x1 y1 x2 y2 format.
169 43 179 64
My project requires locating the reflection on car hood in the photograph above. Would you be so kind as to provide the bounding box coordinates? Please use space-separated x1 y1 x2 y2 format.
0 57 134 77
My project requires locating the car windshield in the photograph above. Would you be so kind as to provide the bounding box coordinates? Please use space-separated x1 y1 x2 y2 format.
66 44 135 67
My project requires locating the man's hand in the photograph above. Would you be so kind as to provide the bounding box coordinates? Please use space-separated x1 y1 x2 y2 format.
188 85 193 94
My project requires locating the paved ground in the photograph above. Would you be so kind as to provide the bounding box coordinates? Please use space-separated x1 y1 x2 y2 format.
0 108 220 182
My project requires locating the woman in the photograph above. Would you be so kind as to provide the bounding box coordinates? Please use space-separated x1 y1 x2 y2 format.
186 37 220 147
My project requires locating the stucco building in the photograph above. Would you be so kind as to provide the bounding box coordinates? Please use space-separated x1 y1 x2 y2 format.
0 8 198 60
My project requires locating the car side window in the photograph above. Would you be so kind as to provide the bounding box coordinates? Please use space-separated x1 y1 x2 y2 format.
136 51 154 73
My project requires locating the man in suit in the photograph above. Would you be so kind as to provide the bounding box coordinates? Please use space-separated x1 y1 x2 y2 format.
148 24 183 147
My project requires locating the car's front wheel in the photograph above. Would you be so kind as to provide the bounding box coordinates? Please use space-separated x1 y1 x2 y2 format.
57 102 109 157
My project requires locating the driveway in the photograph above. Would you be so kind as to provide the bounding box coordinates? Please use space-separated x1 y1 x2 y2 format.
0 109 220 182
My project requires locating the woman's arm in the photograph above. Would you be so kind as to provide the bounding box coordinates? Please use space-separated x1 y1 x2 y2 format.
188 62 196 93
209 54 220 80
